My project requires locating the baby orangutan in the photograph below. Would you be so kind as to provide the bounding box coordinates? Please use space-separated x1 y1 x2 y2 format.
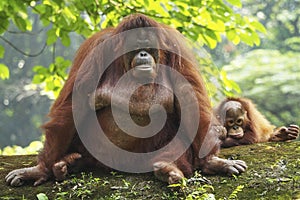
214 97 299 148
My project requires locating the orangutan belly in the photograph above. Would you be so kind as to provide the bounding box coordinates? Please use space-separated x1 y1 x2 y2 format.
97 107 153 151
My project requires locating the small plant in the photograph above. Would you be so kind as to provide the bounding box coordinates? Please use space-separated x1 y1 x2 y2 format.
168 172 216 200
36 193 49 200
228 185 244 200
185 184 215 200
53 172 102 199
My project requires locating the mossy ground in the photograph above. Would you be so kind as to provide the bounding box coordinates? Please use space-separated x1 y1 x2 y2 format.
0 141 299 200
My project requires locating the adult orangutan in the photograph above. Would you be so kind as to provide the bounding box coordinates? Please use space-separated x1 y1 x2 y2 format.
6 14 247 187
214 97 299 148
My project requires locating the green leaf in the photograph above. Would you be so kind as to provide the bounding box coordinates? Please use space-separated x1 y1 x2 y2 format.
0 63 10 80
208 20 226 32
61 32 71 47
250 31 260 46
41 18 51 26
25 18 33 31
52 0 64 6
206 29 218 40
232 35 241 45
226 30 237 41
148 1 169 17
46 29 58 45
62 7 76 22
33 65 49 75
203 32 218 49
144 0 149 6
0 45 5 58
10 0 27 14
13 16 27 32
0 19 9 34
226 0 242 8
36 193 49 200
0 1 7 10
238 29 254 46
46 80 55 90
250 21 267 34
43 0 59 12
33 4 46 14
49 63 55 73
55 56 64 64
32 74 45 84
230 80 241 93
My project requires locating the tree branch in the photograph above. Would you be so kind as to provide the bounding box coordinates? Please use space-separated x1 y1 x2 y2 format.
0 36 47 57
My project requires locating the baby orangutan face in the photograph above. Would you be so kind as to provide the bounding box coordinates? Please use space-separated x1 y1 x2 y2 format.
224 101 247 139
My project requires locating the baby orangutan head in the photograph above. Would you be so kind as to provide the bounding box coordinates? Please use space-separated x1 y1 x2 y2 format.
223 101 247 139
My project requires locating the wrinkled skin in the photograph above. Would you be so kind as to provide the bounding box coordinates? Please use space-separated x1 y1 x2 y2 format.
225 107 246 139
270 125 299 142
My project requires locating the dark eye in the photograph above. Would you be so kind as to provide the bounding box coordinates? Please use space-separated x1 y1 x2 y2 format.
236 119 243 125
227 120 234 127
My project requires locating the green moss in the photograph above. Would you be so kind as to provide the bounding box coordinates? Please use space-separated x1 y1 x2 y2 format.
210 142 300 199
0 142 299 199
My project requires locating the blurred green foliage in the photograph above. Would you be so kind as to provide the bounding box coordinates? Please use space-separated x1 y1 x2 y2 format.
1 140 43 155
243 0 300 52
32 56 71 98
210 0 300 67
0 63 9 79
224 49 300 126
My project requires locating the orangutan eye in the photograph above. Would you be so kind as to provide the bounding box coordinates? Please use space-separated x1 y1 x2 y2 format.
236 119 243 125
227 120 235 127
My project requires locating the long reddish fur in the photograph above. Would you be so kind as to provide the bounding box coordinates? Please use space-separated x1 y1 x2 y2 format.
38 14 219 174
215 97 276 145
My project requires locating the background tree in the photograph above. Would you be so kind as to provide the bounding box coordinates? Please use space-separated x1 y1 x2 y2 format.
215 0 300 127
210 0 300 66
0 10 82 147
224 50 300 127
243 0 300 52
